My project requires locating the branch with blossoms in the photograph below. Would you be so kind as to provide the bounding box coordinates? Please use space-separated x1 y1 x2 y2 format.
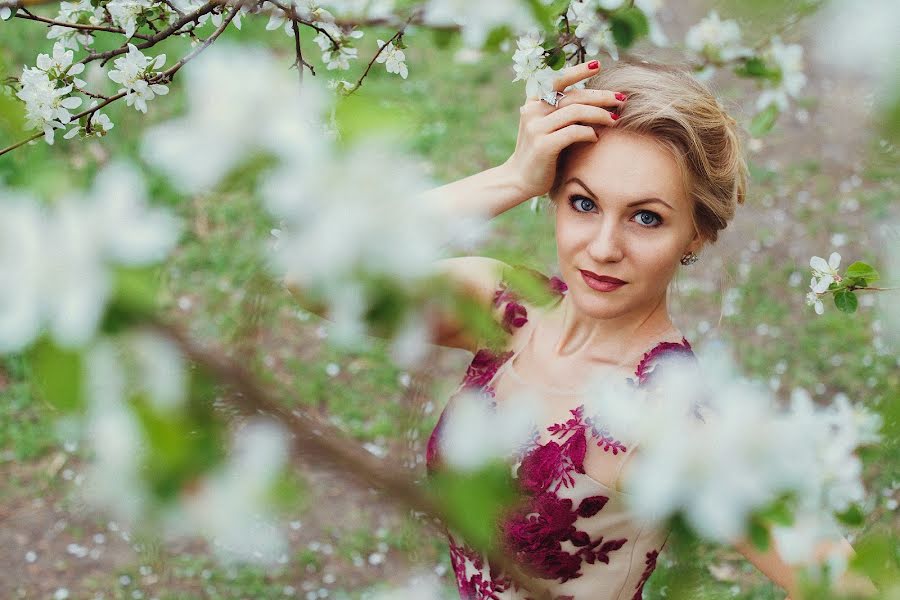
1 0 830 156
805 252 897 316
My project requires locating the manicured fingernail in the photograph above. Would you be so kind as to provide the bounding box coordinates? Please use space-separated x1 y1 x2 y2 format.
588 60 599 70
611 113 619 120
615 92 627 101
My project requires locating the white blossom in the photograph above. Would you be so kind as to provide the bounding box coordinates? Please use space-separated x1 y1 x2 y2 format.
809 251 842 293
511 31 557 99
170 419 290 564
313 18 364 71
576 342 879 547
0 6 16 20
422 0 538 49
755 36 807 111
438 388 542 470
46 0 102 49
0 164 180 352
141 43 329 194
375 39 408 79
63 101 114 140
106 0 152 38
685 10 750 62
806 290 825 315
107 44 169 114
16 63 83 144
567 1 619 60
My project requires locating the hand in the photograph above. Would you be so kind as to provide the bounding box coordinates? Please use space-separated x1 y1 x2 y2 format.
502 60 626 200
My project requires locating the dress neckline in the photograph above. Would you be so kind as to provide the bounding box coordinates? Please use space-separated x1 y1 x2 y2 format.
498 316 690 394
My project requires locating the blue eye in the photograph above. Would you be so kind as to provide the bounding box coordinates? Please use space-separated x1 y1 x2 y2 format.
633 210 663 228
568 195 664 228
569 195 595 213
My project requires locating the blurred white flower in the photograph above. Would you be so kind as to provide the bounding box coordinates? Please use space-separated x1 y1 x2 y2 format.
811 0 900 82
685 10 750 62
0 164 180 352
580 342 880 546
0 6 15 20
755 36 807 112
805 290 824 315
141 43 328 194
375 39 408 79
173 419 290 564
438 388 541 471
422 0 538 49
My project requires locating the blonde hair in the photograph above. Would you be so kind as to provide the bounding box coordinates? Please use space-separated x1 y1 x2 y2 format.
549 58 748 245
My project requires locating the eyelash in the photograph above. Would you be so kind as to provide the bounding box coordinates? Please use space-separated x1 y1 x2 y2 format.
568 195 664 228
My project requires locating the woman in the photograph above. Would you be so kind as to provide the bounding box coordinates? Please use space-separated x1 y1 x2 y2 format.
419 58 871 600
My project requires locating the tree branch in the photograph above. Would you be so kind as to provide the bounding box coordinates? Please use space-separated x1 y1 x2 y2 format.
151 316 559 600
14 10 152 39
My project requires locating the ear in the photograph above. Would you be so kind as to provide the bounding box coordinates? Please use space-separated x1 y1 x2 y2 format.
685 229 705 255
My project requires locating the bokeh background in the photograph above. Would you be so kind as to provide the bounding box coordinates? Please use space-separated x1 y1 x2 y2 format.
1 0 897 598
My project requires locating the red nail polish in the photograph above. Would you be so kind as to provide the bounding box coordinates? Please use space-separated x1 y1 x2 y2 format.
615 92 626 101
588 60 599 70
611 113 619 120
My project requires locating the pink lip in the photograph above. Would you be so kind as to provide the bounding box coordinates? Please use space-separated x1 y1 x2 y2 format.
580 270 626 292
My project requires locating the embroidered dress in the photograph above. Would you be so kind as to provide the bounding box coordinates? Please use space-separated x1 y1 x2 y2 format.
426 274 698 600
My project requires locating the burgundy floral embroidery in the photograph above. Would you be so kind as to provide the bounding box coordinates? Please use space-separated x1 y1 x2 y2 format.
464 349 515 390
548 275 568 295
631 549 659 600
547 405 628 468
633 338 695 386
499 492 626 583
449 535 512 599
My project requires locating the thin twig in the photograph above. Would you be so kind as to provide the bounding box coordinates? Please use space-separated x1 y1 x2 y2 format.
346 12 415 95
289 3 313 86
156 2 238 81
79 0 220 67
14 11 153 39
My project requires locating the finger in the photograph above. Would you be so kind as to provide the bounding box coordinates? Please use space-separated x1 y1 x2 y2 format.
538 103 618 133
555 88 625 111
553 59 601 92
543 124 599 154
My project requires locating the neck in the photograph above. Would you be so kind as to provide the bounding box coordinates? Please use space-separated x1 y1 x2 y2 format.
549 292 677 365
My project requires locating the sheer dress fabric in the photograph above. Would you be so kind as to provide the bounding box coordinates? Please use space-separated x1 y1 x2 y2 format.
425 274 698 600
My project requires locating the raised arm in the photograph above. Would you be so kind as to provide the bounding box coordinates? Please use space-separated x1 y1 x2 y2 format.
730 528 879 599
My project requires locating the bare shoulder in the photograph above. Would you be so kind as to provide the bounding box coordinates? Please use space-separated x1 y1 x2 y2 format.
430 257 564 353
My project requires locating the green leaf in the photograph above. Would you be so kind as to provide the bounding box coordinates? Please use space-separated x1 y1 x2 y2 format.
835 503 865 526
523 0 554 31
757 493 795 526
546 47 566 70
431 28 455 49
609 8 649 48
426 460 520 551
482 24 514 52
834 289 858 313
749 103 780 137
748 516 771 552
29 337 85 413
845 261 880 284
848 532 900 584
100 265 164 335
734 56 776 79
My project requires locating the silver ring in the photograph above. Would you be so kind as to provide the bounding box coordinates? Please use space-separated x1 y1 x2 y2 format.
540 90 566 108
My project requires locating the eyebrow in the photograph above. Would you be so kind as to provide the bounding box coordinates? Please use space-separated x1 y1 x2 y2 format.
565 177 674 211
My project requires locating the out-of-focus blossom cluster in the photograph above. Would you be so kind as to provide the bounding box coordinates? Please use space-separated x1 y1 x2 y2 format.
82 333 290 564
582 345 880 582
141 43 488 362
0 163 181 352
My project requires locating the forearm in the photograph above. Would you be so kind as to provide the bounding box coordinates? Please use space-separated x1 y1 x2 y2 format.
419 161 530 221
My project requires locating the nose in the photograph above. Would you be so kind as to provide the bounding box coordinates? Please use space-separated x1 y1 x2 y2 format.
586 218 625 263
